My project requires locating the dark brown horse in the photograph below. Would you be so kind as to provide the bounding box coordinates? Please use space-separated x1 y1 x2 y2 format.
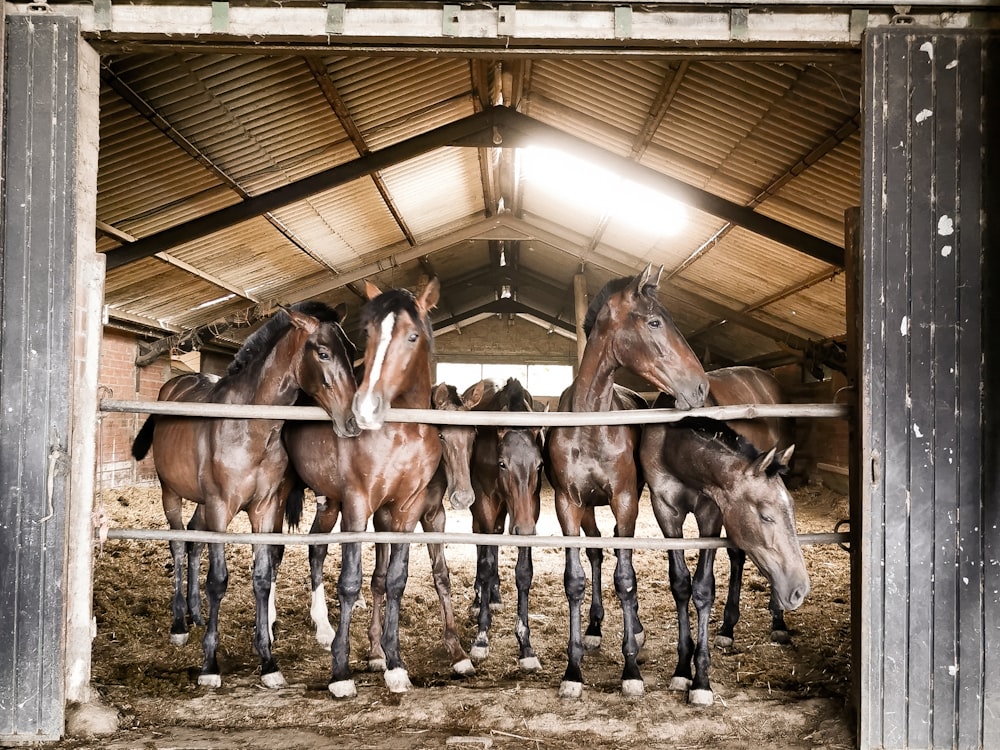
466 378 545 672
284 278 443 698
130 302 359 688
544 265 709 699
640 413 808 706
697 366 798 648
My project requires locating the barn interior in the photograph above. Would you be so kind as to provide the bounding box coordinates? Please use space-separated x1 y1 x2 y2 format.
89 3 872 488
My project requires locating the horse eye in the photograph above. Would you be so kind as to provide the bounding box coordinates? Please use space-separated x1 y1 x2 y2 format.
438 432 445 441
648 318 662 329
498 460 507 471
316 348 331 361
760 513 775 524
408 332 419 343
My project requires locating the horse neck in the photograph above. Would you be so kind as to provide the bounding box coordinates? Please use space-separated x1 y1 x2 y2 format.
221 331 302 406
569 335 619 411
390 354 433 410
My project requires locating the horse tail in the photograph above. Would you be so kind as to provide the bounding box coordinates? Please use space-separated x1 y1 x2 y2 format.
131 415 156 460
284 476 306 532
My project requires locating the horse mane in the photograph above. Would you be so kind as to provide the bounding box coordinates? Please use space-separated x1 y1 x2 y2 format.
671 417 789 477
227 301 345 377
361 288 435 352
583 273 662 338
501 377 530 412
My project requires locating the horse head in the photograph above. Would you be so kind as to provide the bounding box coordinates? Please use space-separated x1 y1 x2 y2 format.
707 443 809 612
587 264 708 409
495 379 544 536
353 278 440 430
432 380 484 510
283 304 360 438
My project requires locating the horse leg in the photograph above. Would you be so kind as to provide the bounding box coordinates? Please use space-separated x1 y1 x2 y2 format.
514 545 540 672
559 544 588 699
308 502 339 650
580 509 604 650
185 506 206 628
689 548 717 705
769 591 792 644
380 541 413 693
161 487 192 646
367 538 389 671
329 538 362 698
252 542 287 688
610 507 644 698
716 547 746 648
470 541 497 662
666 547 695 693
422 504 474 676
199 541 228 687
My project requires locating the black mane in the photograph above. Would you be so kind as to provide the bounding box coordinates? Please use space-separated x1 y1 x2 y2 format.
501 377 530 412
670 417 788 477
228 301 344 377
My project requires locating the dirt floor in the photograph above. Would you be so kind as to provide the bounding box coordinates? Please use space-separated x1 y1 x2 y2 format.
61 482 854 749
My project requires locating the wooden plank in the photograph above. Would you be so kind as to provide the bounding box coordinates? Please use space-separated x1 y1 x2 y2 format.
0 15 77 743
928 31 961 750
878 30 912 750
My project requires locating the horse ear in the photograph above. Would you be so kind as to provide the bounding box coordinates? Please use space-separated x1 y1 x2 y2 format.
432 382 450 409
333 302 349 324
417 277 441 313
284 306 320 333
635 263 653 291
464 379 486 409
363 280 382 300
779 444 795 467
749 446 778 477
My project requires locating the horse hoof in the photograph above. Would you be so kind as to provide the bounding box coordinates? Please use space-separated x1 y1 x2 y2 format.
558 680 583 700
261 671 287 689
518 656 541 673
384 668 412 693
583 635 602 650
197 673 222 688
689 689 714 706
368 657 387 673
470 645 489 662
169 632 189 646
453 658 476 677
715 635 735 649
621 679 645 698
669 676 692 692
328 679 357 699
771 630 792 645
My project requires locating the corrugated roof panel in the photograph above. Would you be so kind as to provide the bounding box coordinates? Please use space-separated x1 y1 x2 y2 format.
97 91 239 241
761 275 847 340
106 54 353 194
377 147 485 239
325 56 475 150
603 210 727 274
269 178 404 271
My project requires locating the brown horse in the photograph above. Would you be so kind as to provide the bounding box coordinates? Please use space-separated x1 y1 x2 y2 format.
466 378 545 672
364 379 485 677
639 413 808 706
284 278 443 698
544 265 709 699
130 302 359 689
697 366 798 648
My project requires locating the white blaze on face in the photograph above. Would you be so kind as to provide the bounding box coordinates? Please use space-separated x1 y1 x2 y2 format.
356 312 395 424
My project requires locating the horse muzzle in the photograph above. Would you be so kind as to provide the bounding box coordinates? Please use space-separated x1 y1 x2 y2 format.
352 391 386 430
448 487 475 511
333 413 362 439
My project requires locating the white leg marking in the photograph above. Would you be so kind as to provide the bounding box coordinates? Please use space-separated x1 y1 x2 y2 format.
267 582 277 644
311 587 335 649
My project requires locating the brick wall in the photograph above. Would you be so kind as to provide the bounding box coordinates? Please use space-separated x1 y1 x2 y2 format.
97 329 170 487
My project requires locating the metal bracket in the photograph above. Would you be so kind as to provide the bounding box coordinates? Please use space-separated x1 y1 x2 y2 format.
211 2 230 33
326 3 345 35
730 8 750 42
443 4 460 37
497 4 516 37
614 6 632 40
